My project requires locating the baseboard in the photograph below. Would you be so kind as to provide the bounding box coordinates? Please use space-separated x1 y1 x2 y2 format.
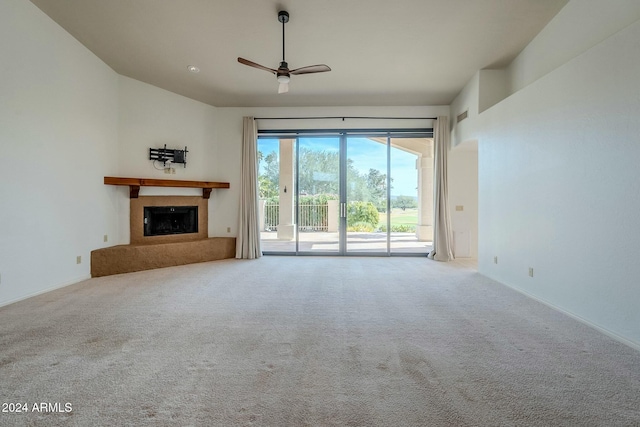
485 275 640 352
0 275 91 309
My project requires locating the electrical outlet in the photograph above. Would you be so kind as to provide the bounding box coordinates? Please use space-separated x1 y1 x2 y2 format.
529 267 534 277
227 227 231 233
456 205 464 211
493 256 498 264
103 234 108 242
76 256 82 264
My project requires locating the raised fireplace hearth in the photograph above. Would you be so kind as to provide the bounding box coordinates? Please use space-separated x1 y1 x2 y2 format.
91 237 235 277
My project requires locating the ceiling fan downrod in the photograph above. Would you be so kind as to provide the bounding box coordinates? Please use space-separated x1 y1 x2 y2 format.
279 11 289 66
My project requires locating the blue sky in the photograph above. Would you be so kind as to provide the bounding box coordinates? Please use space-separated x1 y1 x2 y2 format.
258 137 418 197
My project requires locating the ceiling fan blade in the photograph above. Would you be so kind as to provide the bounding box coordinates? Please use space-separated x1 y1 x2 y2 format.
237 57 277 74
278 82 289 94
290 64 331 75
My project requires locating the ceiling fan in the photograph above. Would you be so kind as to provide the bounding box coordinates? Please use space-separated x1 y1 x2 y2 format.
237 10 331 94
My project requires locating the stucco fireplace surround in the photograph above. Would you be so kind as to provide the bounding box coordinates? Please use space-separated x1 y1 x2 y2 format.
91 178 235 277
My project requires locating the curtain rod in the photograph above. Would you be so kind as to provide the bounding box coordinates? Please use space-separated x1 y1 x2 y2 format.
253 116 438 121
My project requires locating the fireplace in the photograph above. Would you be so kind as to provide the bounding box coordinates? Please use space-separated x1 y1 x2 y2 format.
144 206 198 236
130 196 208 244
95 177 234 277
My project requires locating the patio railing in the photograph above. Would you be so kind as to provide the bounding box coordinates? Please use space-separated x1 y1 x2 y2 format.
263 203 328 232
263 203 279 231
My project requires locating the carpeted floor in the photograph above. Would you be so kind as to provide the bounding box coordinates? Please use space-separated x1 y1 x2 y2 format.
1 257 639 426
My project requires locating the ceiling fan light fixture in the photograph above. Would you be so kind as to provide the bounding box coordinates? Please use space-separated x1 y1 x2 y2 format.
277 74 290 84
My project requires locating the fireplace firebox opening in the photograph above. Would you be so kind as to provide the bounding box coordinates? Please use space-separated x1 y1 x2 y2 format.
144 206 198 236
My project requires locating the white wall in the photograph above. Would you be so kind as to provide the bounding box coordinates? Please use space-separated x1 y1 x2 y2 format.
214 106 449 237
448 78 480 259
506 0 640 94
475 4 640 347
450 72 479 149
450 69 509 148
478 70 508 114
116 76 220 241
449 142 478 258
0 0 119 306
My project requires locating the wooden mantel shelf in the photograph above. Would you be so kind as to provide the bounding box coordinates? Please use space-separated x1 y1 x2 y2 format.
104 176 230 199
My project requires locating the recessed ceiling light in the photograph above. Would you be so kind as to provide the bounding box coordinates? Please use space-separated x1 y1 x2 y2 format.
187 65 200 73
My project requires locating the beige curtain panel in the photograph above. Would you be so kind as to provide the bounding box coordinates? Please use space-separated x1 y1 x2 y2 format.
429 116 455 262
236 117 262 259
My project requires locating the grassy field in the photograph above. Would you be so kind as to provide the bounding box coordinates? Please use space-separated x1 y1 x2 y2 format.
379 208 418 227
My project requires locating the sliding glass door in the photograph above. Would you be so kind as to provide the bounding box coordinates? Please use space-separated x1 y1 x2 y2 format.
297 137 341 253
257 137 296 253
388 136 432 254
345 136 388 253
258 130 433 255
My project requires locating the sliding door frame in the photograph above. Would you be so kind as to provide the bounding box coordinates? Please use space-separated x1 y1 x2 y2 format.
258 128 433 257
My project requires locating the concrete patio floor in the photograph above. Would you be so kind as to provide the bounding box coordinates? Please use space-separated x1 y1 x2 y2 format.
260 231 433 254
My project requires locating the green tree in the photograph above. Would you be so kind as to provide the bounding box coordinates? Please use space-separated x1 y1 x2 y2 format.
263 152 279 187
260 147 393 217
298 147 340 195
392 196 417 211
366 169 386 198
258 150 279 199
258 175 278 199
366 168 392 212
347 201 379 228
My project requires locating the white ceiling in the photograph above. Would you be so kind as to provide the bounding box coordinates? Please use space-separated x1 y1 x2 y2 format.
29 0 568 108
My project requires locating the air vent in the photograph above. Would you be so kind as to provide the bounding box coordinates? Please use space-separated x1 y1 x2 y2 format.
457 110 468 123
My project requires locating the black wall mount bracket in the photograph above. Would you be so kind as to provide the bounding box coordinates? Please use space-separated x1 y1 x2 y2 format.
149 145 188 167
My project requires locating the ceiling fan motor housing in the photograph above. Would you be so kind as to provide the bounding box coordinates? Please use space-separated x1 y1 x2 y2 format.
276 61 291 83
278 11 289 23
277 61 290 82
